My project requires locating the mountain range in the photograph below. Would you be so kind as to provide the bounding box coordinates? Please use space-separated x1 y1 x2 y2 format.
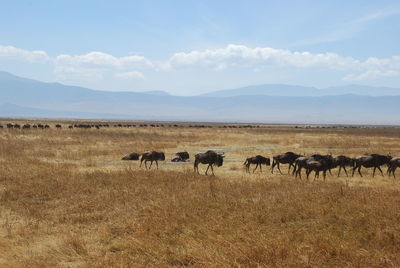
1 71 400 124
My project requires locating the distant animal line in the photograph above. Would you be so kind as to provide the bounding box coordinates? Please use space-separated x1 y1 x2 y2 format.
122 150 397 178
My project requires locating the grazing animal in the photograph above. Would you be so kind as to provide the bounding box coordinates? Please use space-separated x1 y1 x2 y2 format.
22 124 31 129
243 155 270 173
271 152 302 174
122 152 141 160
140 151 165 169
194 150 224 176
171 151 190 162
6 123 13 129
387 157 400 178
333 155 354 177
55 124 62 129
352 154 392 177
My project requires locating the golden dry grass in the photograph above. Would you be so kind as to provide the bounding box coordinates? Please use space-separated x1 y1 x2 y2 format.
0 120 400 267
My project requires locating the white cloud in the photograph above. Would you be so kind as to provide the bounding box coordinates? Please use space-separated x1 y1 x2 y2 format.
115 71 144 79
0 45 50 63
55 51 153 69
167 44 400 81
167 44 361 71
1 43 399 83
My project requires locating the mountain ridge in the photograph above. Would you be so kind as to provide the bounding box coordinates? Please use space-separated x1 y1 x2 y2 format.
1 71 399 124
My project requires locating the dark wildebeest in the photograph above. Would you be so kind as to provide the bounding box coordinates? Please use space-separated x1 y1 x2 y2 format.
171 151 190 162
22 124 31 129
140 151 165 169
333 155 355 177
271 152 302 174
6 123 13 129
194 150 224 176
14 124 21 129
387 157 400 178
243 155 270 173
305 155 334 182
352 154 392 177
293 154 334 181
122 152 141 160
55 124 62 129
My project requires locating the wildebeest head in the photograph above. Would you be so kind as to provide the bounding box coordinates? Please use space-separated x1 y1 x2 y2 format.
216 153 224 167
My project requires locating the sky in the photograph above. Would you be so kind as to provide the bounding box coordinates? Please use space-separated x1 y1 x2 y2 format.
0 0 400 95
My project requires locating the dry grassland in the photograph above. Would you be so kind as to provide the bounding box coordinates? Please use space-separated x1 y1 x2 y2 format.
0 120 400 267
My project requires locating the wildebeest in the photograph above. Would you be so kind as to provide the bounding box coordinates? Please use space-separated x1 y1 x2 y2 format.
55 124 62 129
194 150 224 176
14 124 21 129
140 151 165 169
171 151 190 162
243 155 270 173
333 155 354 177
22 124 31 129
293 154 334 181
122 152 141 160
387 157 400 178
352 154 392 177
271 152 302 174
6 123 13 128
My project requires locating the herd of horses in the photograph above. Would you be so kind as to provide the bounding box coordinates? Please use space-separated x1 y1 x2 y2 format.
122 150 400 179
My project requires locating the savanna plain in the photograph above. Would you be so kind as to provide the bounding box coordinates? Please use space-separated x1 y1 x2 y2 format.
0 120 400 267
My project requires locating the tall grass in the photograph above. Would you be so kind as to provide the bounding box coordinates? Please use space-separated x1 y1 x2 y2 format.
0 121 399 266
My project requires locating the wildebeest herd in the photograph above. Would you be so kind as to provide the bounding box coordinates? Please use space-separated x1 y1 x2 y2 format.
122 150 399 179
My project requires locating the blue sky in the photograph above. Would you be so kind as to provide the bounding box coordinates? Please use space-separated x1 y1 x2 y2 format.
0 0 399 95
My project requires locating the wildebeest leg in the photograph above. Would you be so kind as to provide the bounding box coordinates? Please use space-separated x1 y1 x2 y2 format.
205 164 210 175
358 166 362 177
328 169 332 176
260 164 263 173
246 163 250 173
140 159 144 168
343 166 349 177
296 167 302 180
144 160 148 170
288 163 292 174
253 164 259 173
148 160 154 170
372 167 376 177
393 167 397 178
277 163 283 174
271 160 276 173
155 160 159 169
352 165 356 177
323 170 327 182
338 166 342 177
377 166 383 176
210 164 215 176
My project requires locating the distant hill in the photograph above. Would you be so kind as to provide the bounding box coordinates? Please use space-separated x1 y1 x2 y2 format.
201 84 400 97
1 71 400 124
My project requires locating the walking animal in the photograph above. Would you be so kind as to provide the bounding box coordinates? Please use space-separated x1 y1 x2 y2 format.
194 150 224 176
140 151 165 169
243 155 270 173
333 155 354 177
387 157 400 178
352 154 392 177
271 152 302 174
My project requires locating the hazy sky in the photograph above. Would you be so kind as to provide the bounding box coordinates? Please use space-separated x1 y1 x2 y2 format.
0 0 399 95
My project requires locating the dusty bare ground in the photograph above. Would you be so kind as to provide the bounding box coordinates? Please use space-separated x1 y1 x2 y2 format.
0 120 399 267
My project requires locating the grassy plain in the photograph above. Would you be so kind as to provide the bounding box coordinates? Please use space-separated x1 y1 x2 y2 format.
0 120 399 267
